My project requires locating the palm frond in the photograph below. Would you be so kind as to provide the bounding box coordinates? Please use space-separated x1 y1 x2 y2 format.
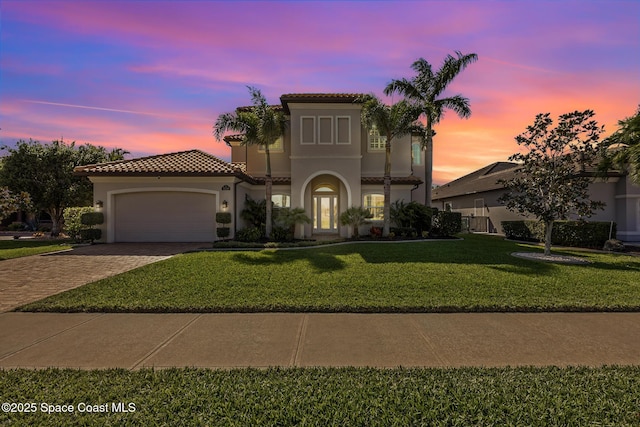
432 51 478 98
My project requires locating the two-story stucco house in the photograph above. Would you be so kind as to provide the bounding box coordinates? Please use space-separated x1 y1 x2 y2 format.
75 93 426 242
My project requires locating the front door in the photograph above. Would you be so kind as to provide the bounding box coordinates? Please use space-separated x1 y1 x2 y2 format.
313 195 338 232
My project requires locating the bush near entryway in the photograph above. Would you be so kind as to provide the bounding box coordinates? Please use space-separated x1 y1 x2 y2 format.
390 201 433 236
502 220 616 248
80 212 104 243
63 207 94 241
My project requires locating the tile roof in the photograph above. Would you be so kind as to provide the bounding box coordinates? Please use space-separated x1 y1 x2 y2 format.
432 161 624 200
74 149 245 177
361 176 423 185
280 93 364 114
246 176 422 186
432 162 519 200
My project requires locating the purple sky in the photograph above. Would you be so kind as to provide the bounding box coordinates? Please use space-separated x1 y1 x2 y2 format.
1 0 638 184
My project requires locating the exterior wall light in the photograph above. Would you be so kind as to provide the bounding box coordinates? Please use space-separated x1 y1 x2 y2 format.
95 200 104 209
222 200 228 210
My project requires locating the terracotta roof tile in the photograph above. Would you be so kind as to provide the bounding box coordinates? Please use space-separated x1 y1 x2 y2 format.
74 149 244 177
361 176 423 185
280 93 364 114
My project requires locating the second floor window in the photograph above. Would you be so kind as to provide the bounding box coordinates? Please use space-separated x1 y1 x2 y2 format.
368 125 386 151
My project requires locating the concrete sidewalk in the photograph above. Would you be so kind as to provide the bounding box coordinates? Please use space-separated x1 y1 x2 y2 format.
1 312 638 369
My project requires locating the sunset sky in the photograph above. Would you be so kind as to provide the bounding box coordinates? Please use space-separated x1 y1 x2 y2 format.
1 0 638 184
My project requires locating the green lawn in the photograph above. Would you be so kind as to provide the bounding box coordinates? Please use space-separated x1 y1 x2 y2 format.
19 234 640 312
0 367 638 426
0 240 72 260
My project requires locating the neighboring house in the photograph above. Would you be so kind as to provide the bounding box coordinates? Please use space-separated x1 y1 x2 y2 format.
75 93 426 242
432 161 640 242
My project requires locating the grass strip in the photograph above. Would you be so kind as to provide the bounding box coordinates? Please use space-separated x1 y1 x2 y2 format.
1 366 639 426
0 240 72 261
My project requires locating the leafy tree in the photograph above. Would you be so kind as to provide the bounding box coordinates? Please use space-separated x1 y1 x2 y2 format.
214 86 287 238
384 51 478 206
600 105 640 185
0 186 33 222
339 206 373 238
0 139 127 236
499 110 605 255
360 95 423 237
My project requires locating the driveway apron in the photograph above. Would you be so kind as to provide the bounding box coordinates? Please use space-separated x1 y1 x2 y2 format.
0 243 206 313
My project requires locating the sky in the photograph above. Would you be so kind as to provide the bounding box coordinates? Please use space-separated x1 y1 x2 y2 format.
0 0 638 184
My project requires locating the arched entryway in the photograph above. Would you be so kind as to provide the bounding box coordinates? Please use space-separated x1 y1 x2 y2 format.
312 183 339 233
299 173 352 238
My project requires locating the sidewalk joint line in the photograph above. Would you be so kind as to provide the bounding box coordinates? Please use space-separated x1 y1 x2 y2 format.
291 314 309 367
0 313 105 362
129 314 202 370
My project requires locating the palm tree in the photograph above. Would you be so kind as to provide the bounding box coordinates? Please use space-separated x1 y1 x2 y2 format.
214 86 287 238
360 95 422 236
384 51 478 206
602 105 640 185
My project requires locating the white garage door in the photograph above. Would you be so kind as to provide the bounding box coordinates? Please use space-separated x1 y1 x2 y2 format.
114 191 216 242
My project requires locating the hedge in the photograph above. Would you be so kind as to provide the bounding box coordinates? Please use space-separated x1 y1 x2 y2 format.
501 220 616 249
433 211 462 237
63 207 94 240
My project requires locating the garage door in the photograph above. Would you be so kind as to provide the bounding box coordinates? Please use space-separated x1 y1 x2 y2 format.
114 191 216 242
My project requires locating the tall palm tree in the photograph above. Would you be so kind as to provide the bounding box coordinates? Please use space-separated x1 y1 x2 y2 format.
385 51 478 206
360 94 423 236
602 105 640 185
214 86 287 238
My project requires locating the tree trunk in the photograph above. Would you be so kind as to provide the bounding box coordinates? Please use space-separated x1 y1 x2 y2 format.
264 145 272 239
383 137 392 237
544 220 554 256
424 121 433 208
49 207 64 237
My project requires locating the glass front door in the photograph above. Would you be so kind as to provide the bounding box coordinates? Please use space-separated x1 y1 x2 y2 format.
313 195 338 232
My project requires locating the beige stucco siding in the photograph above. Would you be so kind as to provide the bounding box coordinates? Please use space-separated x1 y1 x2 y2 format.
360 133 413 177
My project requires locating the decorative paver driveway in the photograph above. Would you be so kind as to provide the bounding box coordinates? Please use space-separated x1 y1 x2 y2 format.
0 243 207 313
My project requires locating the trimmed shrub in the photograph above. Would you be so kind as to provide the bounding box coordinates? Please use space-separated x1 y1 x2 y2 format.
271 225 293 242
501 220 539 242
390 227 416 238
79 228 101 242
434 211 462 237
63 207 94 240
553 221 616 248
81 212 104 226
215 212 232 225
236 226 263 242
216 227 230 239
502 220 616 249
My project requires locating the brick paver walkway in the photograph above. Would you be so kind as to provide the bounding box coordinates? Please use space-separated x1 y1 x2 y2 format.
0 243 206 313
